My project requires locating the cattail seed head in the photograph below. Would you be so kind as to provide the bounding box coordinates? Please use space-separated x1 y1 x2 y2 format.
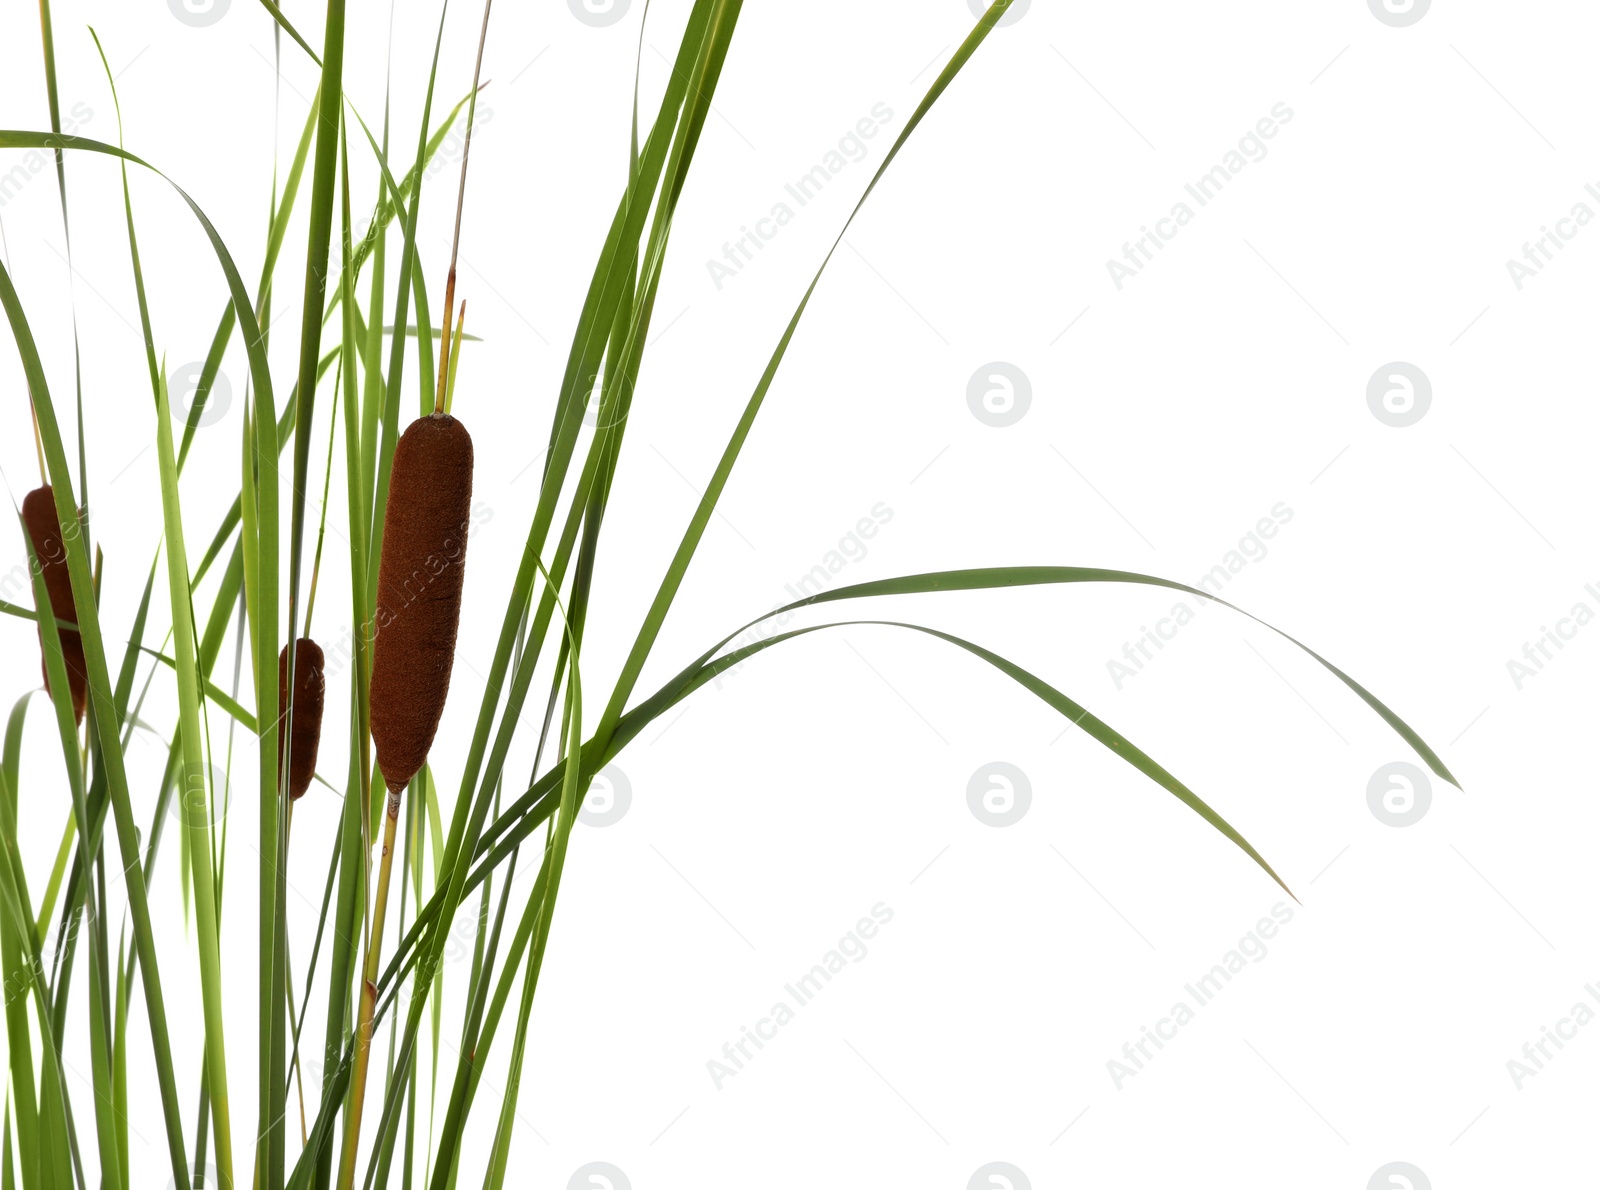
368 413 473 793
21 486 88 724
278 638 325 800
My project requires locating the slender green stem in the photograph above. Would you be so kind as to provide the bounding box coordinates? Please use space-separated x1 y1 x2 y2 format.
337 782 405 1190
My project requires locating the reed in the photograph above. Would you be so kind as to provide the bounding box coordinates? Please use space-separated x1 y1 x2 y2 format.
340 409 473 1190
0 3 1457 1188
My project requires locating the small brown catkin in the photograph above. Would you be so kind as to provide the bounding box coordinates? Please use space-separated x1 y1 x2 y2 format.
278 638 326 800
368 413 474 794
21 486 88 725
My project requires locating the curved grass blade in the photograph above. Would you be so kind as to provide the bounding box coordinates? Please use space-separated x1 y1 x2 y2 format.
0 130 281 472
467 612 1293 914
370 585 1304 1020
731 567 1457 788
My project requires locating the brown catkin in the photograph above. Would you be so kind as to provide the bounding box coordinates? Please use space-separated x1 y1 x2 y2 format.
21 486 88 724
278 638 326 800
368 413 474 793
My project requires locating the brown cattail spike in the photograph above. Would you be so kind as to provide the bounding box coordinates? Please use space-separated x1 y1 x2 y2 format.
22 486 88 724
278 638 326 800
368 413 473 793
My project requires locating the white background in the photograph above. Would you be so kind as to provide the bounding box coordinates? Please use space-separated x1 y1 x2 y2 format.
0 1 1595 1187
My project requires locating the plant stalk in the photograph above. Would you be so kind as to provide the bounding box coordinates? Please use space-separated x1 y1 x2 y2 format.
432 0 492 416
336 780 404 1190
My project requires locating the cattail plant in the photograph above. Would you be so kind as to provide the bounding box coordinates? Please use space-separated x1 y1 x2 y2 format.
341 408 473 1177
21 485 87 724
339 2 483 1166
0 4 1460 1189
367 417 473 794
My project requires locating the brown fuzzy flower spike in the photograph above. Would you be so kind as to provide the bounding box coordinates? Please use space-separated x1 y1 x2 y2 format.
368 413 474 794
21 486 88 724
277 638 326 800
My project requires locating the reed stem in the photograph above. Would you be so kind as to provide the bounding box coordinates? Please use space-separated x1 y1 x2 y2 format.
336 780 404 1190
433 0 493 416
282 801 309 1146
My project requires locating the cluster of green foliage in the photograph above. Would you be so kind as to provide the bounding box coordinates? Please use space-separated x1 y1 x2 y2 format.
0 2 1452 1188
